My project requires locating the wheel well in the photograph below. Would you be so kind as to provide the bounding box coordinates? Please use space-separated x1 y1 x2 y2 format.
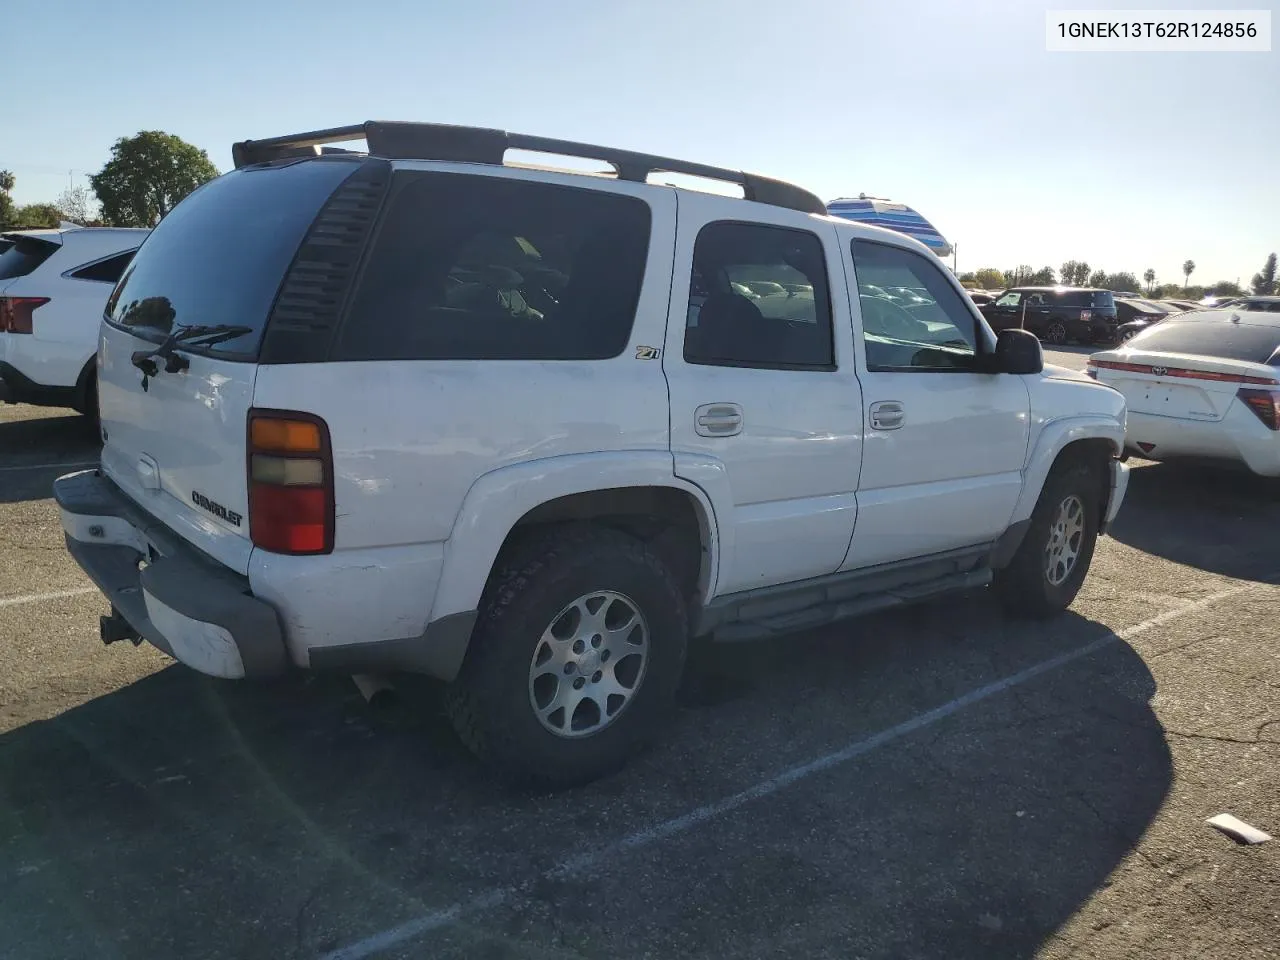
499 487 711 606
1051 438 1116 524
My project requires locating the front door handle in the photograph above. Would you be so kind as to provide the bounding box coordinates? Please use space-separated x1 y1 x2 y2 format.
695 402 743 437
869 400 906 431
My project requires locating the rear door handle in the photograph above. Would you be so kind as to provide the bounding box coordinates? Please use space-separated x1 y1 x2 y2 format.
695 402 743 437
869 400 906 431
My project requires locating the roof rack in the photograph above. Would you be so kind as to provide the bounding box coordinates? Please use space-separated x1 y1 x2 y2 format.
231 121 826 216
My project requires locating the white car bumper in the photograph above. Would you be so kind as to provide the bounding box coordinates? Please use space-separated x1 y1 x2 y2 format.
1126 407 1280 477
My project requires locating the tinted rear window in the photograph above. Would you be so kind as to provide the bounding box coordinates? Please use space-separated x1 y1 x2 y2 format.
1130 315 1280 364
0 236 59 281
104 160 360 356
336 172 651 361
1059 290 1113 308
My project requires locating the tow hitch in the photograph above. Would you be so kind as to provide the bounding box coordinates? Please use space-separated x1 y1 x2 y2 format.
100 609 141 646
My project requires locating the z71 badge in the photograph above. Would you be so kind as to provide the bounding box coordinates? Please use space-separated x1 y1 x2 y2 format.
635 345 661 360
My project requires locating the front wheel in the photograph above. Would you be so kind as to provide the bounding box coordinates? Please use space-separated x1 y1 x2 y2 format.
995 460 1100 618
445 524 688 788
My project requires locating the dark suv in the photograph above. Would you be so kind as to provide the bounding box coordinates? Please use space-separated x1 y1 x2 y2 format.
980 287 1119 345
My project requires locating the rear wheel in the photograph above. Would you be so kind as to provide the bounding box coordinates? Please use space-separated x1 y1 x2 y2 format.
445 524 688 788
995 460 1100 618
1044 320 1068 345
74 368 98 424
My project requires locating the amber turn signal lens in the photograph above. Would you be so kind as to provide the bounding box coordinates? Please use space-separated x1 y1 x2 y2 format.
250 417 322 453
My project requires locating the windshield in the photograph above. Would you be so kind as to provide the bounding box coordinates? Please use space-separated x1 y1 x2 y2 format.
104 159 360 357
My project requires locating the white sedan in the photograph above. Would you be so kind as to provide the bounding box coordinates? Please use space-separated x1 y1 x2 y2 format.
1088 309 1280 476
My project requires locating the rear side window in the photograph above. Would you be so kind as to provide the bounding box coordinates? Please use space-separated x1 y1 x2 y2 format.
1130 316 1280 364
70 250 137 283
336 173 651 361
683 221 833 369
0 236 59 281
105 159 362 356
1059 290 1113 308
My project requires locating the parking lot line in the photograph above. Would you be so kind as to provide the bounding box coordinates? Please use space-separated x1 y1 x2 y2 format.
319 577 1269 960
0 460 97 473
0 587 97 608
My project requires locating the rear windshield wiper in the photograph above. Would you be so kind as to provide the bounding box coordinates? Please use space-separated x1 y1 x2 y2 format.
131 324 254 378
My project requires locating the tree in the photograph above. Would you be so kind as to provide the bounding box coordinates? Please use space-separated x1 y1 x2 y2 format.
1029 265 1056 286
90 131 218 227
1182 259 1195 292
56 185 97 224
1003 265 1035 287
1207 280 1242 297
974 267 1006 289
1088 269 1107 288
1106 272 1140 293
0 169 15 229
1251 253 1277 295
1143 268 1156 294
10 203 61 228
1060 260 1090 286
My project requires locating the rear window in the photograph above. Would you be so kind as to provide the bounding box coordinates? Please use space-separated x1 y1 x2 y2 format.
335 172 651 361
0 236 59 281
1058 290 1113 308
104 159 361 356
1129 315 1280 364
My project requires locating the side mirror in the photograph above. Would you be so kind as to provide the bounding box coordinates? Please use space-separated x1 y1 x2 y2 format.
992 328 1043 375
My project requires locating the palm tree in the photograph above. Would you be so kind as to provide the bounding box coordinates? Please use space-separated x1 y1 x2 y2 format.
1143 268 1156 294
1182 259 1196 293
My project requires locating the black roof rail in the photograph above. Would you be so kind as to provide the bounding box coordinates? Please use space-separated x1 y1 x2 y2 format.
231 121 826 216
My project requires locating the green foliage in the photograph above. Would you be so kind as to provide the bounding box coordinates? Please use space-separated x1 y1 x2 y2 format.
90 131 218 227
56 186 97 225
0 169 15 229
1251 253 1277 295
1107 271 1140 293
1181 260 1196 290
1143 268 1156 293
1003 265 1034 287
1028 266 1056 285
973 267 1005 289
1060 260 1091 286
10 203 62 228
1088 269 1107 288
1206 280 1242 297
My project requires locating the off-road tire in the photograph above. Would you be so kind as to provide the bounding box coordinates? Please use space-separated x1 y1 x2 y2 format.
444 524 688 788
995 460 1100 618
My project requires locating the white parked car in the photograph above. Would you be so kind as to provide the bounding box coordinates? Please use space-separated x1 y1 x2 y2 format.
0 226 148 416
1089 309 1280 476
55 121 1129 786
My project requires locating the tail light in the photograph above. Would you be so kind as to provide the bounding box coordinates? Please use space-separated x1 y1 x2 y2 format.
247 410 334 554
1085 361 1098 379
0 297 50 334
1237 389 1280 430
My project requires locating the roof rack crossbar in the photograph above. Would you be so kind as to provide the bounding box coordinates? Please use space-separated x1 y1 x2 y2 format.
231 121 826 215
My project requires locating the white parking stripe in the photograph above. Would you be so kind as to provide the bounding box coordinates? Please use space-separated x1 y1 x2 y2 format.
318 578 1268 960
0 460 97 473
0 587 97 608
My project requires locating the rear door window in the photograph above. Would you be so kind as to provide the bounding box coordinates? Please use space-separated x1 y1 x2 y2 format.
336 173 652 361
0 236 60 281
104 159 363 356
1130 316 1280 364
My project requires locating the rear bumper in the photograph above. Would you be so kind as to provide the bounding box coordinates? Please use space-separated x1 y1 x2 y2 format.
0 359 80 408
54 469 288 679
1125 409 1280 477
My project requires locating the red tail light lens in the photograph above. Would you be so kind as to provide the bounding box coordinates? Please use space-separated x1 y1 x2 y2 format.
1237 389 1280 430
0 297 50 334
247 410 334 554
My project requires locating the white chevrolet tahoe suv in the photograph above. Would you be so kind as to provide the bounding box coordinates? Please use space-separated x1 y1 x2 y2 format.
56 122 1129 786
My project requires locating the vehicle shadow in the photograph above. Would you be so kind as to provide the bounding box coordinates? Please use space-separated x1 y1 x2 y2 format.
1108 461 1280 581
0 597 1171 960
0 410 100 505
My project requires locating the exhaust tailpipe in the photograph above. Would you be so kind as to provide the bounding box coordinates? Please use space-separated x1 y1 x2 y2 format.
352 673 395 708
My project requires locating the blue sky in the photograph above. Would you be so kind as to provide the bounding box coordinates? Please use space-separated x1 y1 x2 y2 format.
5 0 1276 286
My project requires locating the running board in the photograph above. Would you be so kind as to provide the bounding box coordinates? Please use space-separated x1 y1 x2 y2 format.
710 568 992 642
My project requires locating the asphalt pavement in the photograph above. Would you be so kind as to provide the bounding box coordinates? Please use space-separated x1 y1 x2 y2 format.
1 399 1278 960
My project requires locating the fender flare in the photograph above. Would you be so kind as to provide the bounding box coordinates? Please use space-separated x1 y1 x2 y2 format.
427 451 723 623
1009 416 1124 525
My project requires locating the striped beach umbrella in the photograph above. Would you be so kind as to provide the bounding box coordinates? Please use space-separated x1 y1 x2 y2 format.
826 195 952 258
